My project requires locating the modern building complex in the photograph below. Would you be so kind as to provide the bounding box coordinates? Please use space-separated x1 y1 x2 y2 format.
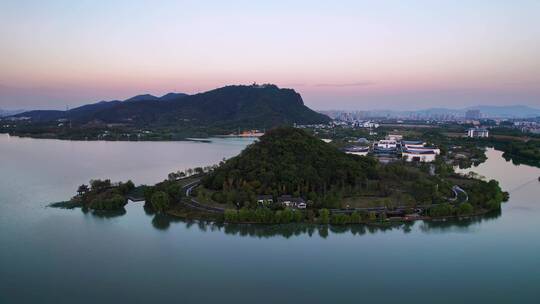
343 135 440 163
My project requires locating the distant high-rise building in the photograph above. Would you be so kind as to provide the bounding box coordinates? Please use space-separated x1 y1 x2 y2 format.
465 110 481 119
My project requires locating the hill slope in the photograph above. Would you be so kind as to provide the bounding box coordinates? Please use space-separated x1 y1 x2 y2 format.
15 84 330 128
203 127 377 196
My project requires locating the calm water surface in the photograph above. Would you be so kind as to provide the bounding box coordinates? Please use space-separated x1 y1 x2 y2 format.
1 135 539 303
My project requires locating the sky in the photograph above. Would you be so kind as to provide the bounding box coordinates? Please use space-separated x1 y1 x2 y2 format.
1 0 539 110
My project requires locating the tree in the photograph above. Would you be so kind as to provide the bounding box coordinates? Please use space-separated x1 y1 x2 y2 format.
292 210 304 222
411 179 437 204
224 209 238 222
90 179 111 192
194 167 204 175
457 203 474 215
202 127 378 202
166 183 181 199
238 208 254 222
168 172 178 181
319 209 330 224
350 211 361 224
281 208 294 223
118 180 135 194
430 203 454 217
151 191 170 212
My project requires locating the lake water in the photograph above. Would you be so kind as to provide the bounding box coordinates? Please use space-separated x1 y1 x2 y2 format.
1 135 539 303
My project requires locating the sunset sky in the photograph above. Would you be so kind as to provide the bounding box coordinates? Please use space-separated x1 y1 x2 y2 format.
1 0 539 110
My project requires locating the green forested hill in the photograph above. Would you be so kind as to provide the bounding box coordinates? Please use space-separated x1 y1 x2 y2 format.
203 127 378 197
202 127 506 213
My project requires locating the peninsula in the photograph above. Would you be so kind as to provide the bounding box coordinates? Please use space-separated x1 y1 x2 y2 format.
53 127 508 225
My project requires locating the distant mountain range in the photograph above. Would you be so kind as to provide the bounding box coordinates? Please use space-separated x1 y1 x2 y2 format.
322 105 540 119
0 108 25 117
465 105 540 118
12 84 330 128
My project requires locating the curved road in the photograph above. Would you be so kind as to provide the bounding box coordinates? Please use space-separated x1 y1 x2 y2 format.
183 181 225 214
451 185 468 203
181 180 469 215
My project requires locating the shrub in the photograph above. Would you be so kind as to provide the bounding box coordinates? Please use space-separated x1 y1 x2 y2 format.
430 203 454 217
90 193 126 210
224 209 238 223
457 203 474 215
319 209 330 224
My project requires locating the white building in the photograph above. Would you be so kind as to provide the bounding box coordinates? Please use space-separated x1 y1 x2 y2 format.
406 147 441 155
467 128 489 138
401 140 426 149
401 141 440 155
344 146 369 156
402 150 437 162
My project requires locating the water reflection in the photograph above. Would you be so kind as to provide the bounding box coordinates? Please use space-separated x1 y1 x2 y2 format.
82 205 502 237
220 218 474 237
82 206 127 218
211 214 500 238
418 209 501 233
151 213 184 230
67 178 507 237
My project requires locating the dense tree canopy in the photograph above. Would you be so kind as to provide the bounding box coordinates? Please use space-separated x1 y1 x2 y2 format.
151 191 170 212
203 127 378 198
498 140 540 167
